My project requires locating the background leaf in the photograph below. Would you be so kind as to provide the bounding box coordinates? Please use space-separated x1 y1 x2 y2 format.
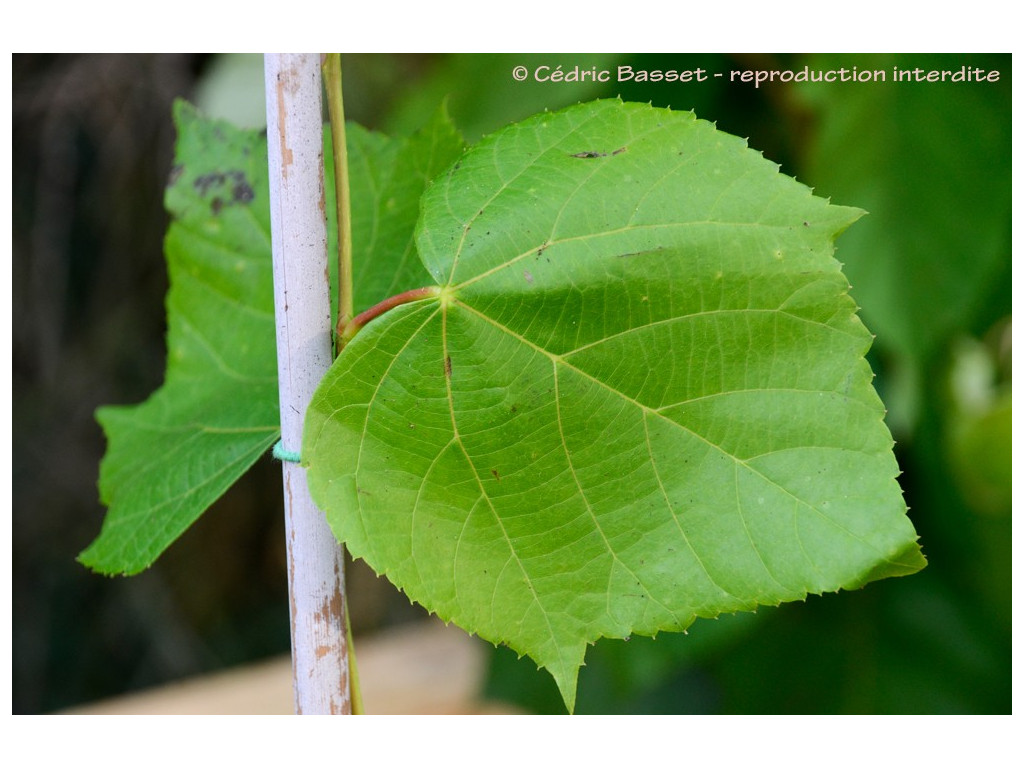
80 102 278 575
81 102 464 575
345 105 466 311
794 53 1010 431
304 99 924 711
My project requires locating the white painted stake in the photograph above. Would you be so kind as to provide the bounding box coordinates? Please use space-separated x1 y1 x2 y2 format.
264 53 350 714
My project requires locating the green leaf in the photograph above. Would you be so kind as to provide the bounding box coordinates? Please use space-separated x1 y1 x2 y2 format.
83 102 464 575
81 101 278 575
303 99 925 712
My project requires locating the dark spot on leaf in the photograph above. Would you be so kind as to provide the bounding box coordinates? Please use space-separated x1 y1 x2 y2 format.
193 172 222 196
233 179 254 203
612 146 627 155
803 221 810 227
211 197 223 215
444 355 452 379
569 150 607 159
193 169 254 207
618 247 664 259
491 469 500 481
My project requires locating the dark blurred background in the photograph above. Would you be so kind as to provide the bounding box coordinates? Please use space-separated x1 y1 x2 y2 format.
12 53 1010 714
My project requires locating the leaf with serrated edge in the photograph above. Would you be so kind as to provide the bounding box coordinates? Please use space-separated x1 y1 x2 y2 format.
304 99 925 712
82 102 465 575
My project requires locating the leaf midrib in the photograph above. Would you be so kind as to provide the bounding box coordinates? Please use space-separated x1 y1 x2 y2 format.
448 218 829 294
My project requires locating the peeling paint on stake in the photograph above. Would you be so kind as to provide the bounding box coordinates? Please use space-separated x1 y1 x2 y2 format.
264 53 350 714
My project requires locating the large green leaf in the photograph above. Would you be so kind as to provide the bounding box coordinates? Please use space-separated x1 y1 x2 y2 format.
303 99 925 711
82 102 464 575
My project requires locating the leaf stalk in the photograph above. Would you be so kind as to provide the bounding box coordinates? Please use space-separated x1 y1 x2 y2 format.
339 285 441 345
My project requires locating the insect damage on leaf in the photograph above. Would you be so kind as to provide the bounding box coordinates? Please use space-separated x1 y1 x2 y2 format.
189 169 256 215
568 146 626 159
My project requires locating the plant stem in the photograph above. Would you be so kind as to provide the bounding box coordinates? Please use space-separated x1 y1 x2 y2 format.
264 52 350 715
339 285 442 345
323 53 354 342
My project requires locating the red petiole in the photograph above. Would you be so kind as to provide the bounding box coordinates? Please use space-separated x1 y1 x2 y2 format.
337 286 441 345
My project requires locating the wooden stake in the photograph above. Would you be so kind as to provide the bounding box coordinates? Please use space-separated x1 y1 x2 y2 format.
264 52 350 715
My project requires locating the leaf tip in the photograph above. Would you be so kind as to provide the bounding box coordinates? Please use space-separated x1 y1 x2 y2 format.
76 542 150 578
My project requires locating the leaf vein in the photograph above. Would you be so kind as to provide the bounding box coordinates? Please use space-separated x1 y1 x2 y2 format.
457 299 897 565
442 297 565 670
641 412 743 606
553 361 685 629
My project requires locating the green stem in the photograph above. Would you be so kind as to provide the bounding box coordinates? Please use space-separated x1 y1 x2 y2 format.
323 54 354 343
323 52 362 714
346 608 364 714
